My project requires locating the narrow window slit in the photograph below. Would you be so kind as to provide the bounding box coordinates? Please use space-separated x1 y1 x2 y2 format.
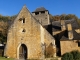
23 18 25 23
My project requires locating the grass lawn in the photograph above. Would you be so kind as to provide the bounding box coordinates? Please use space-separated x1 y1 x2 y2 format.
0 57 14 60
0 57 59 60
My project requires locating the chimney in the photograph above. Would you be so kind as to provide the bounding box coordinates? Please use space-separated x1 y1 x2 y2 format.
61 20 66 31
67 24 73 40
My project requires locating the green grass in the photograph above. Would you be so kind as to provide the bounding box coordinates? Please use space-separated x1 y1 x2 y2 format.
0 57 14 60
0 57 59 60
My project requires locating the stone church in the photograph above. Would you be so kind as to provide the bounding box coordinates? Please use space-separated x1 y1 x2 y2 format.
4 6 56 59
4 5 80 59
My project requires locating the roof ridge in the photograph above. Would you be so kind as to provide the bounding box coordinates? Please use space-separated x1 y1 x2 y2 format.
33 7 48 12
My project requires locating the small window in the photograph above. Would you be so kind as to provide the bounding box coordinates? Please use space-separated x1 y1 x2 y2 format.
41 11 45 14
19 18 25 23
22 29 26 32
35 12 39 15
78 41 80 47
23 18 25 23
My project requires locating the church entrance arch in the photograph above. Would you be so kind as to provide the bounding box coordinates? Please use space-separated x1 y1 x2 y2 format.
17 44 27 60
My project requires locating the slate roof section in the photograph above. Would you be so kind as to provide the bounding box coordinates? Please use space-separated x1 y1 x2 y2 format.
73 30 80 40
53 30 69 40
52 21 61 31
32 7 48 12
65 19 80 29
65 19 80 40
54 30 80 40
60 30 80 40
52 19 80 40
60 30 68 40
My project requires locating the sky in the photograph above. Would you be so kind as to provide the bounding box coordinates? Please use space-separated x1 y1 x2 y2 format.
0 0 80 18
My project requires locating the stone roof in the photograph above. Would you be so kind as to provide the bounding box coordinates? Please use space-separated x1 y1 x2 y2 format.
60 30 80 40
52 19 80 31
60 30 68 40
33 7 48 12
52 21 61 31
73 30 80 40
53 20 80 40
65 19 80 29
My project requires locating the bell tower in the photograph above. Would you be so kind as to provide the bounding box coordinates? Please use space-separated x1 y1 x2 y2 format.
32 7 50 26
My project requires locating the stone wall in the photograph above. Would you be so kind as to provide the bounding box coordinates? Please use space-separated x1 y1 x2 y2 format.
67 24 73 40
32 11 50 26
60 40 80 55
53 31 62 35
44 29 56 57
60 20 66 31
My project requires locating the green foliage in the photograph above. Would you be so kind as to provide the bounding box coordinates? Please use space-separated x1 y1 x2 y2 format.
71 50 80 60
49 14 79 21
62 50 80 60
61 52 74 60
10 15 17 21
0 57 14 60
0 14 17 43
0 32 7 43
49 14 80 27
0 14 17 22
0 15 10 22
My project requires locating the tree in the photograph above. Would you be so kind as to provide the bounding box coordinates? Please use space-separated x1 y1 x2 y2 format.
0 21 8 43
60 14 66 20
0 14 17 43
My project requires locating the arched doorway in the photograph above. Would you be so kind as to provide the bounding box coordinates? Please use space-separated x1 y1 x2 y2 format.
19 44 27 60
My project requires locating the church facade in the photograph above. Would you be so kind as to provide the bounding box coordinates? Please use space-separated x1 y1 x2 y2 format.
4 6 56 59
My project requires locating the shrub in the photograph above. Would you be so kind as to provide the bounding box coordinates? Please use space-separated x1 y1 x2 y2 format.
71 50 80 60
61 52 74 60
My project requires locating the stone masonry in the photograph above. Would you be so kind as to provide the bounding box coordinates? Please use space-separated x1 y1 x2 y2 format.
32 7 50 26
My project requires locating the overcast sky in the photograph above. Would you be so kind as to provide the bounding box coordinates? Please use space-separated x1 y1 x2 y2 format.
0 0 80 18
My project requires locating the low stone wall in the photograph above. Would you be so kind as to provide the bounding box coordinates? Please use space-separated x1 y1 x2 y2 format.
60 40 80 55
